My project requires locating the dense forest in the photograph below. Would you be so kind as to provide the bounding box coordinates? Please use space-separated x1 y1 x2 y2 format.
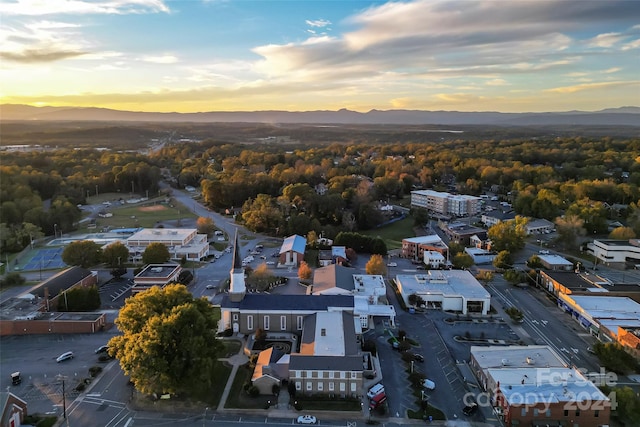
1 121 639 256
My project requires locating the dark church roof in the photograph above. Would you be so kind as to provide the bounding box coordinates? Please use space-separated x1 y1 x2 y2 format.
220 294 354 311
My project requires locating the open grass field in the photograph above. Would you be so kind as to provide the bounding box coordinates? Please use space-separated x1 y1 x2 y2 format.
78 194 197 232
360 217 417 250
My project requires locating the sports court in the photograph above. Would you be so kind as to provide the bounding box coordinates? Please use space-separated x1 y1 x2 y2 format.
22 247 67 271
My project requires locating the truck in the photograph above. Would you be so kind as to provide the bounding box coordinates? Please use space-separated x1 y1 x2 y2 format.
369 392 387 410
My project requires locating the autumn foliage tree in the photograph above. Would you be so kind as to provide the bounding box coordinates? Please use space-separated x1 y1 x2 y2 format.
298 261 312 280
196 216 215 236
109 284 222 397
365 254 387 275
609 226 636 240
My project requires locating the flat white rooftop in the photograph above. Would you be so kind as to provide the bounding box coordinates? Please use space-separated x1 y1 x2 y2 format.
538 254 573 266
570 295 640 314
128 228 195 243
403 235 445 245
471 345 566 369
396 270 490 299
492 367 609 404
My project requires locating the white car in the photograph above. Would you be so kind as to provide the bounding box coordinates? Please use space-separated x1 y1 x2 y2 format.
56 351 74 363
297 415 317 424
387 262 397 267
422 378 436 390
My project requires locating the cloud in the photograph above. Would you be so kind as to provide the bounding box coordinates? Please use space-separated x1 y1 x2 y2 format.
587 32 624 48
486 79 508 86
544 80 637 94
251 0 636 88
603 67 621 74
306 19 331 28
0 48 87 63
0 0 170 16
141 54 179 64
622 38 640 50
435 93 483 103
0 19 90 63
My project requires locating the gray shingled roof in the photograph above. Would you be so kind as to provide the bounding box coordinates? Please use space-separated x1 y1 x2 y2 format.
312 264 356 293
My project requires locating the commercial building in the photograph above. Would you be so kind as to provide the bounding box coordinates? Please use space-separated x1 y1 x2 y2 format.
470 345 610 427
586 239 640 269
394 270 490 314
557 294 640 343
132 263 183 294
401 235 449 262
126 228 209 262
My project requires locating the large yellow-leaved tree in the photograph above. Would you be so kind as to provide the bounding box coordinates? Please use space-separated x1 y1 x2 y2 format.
109 284 222 397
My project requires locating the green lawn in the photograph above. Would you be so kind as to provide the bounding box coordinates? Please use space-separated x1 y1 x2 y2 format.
78 194 197 231
360 217 416 250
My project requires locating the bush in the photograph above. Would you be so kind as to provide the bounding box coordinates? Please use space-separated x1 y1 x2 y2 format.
89 366 103 377
247 385 260 397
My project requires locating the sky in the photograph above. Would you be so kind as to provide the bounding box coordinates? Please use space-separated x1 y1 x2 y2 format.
0 0 639 113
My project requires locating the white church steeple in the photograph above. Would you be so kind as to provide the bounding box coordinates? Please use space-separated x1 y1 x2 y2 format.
229 228 246 302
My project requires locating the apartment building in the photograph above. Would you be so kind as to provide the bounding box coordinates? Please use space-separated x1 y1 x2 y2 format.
410 190 481 217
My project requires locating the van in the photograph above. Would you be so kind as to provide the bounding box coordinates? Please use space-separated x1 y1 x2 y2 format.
367 383 385 399
56 351 74 363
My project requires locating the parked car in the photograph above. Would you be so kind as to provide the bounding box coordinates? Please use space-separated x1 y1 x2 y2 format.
411 353 425 362
463 403 478 415
11 372 21 385
296 415 317 424
422 378 436 390
95 345 109 354
56 351 74 363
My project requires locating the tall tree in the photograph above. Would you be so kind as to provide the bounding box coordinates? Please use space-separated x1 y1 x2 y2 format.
110 284 222 397
487 216 528 252
142 242 171 264
103 242 130 268
196 216 215 236
365 254 387 275
61 240 103 268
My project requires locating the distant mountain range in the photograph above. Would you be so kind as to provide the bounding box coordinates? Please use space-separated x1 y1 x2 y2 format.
2 104 639 126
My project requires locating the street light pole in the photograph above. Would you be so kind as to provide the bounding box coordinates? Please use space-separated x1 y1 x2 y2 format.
202 407 208 427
